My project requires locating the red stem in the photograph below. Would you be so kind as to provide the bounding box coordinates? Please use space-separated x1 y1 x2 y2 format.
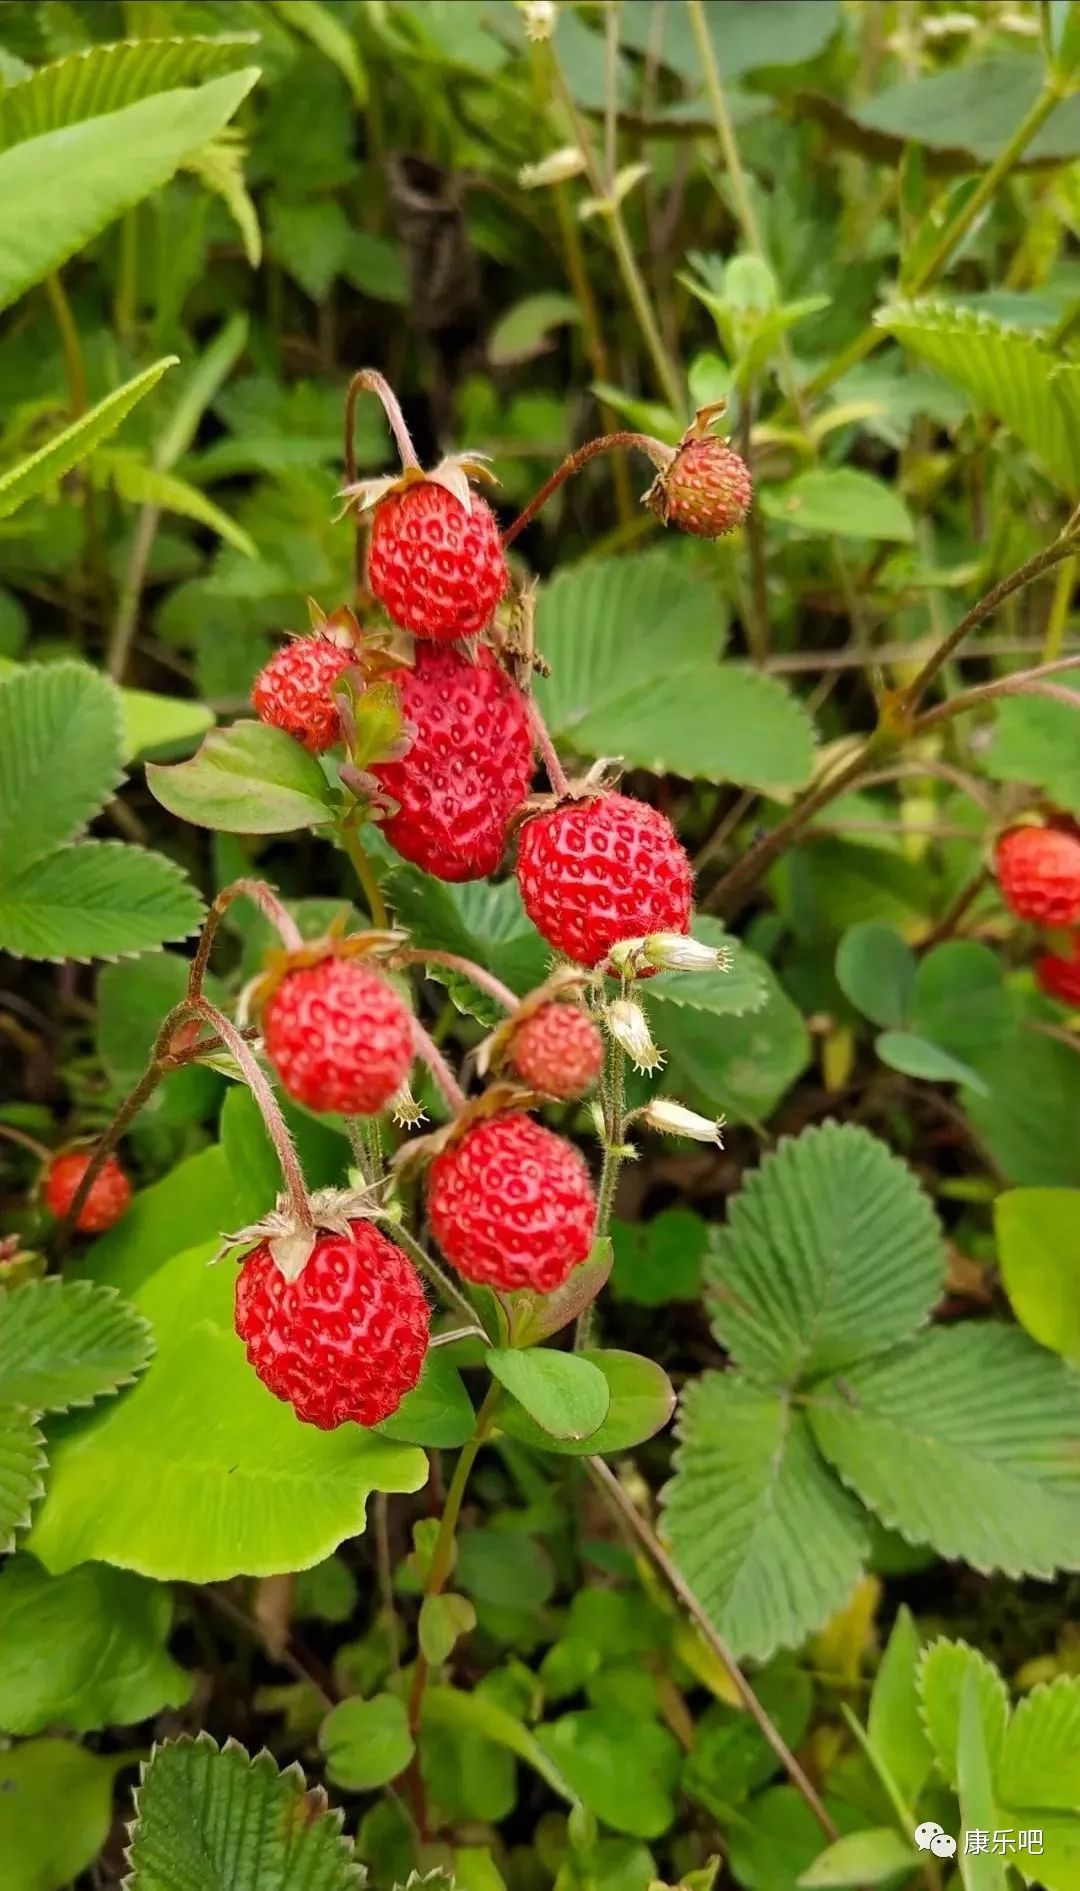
189 879 303 1003
411 1018 467 1113
343 368 420 483
192 998 313 1230
501 430 672 549
402 949 518 1014
525 695 570 797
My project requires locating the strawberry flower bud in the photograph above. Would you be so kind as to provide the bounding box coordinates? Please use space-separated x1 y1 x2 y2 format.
607 1000 664 1074
643 932 733 974
518 146 587 189
642 1099 725 1147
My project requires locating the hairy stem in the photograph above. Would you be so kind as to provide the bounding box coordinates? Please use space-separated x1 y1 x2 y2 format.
912 651 1080 736
189 879 303 1002
191 998 312 1229
344 368 419 481
902 534 1080 714
577 1034 626 1351
385 1221 485 1332
502 431 671 549
526 693 570 797
402 950 518 1014
411 1018 467 1114
587 1456 839 1842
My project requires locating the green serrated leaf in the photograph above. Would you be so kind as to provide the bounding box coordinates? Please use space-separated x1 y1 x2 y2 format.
985 680 1080 817
918 1637 1011 1793
998 1676 1080 1812
147 721 337 834
0 357 178 520
384 868 549 1006
0 1405 46 1555
0 662 124 882
662 1373 869 1661
0 67 259 311
0 33 258 150
126 1732 363 1889
958 1667 1008 1891
0 839 204 961
652 945 809 1126
0 1278 154 1414
487 1347 610 1442
811 1324 1080 1579
706 1122 945 1384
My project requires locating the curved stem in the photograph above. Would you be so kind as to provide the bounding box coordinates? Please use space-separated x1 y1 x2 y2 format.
901 534 1079 714
341 821 390 929
402 950 517 1014
191 998 313 1230
411 1019 467 1114
577 1035 626 1351
0 1123 52 1164
525 694 570 797
912 652 1080 737
586 1456 839 1843
189 879 303 1001
344 367 419 482
707 736 886 920
501 432 671 549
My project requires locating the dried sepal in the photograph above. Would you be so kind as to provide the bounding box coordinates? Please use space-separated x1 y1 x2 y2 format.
390 1080 427 1129
474 966 593 1077
243 926 408 1019
338 451 498 521
215 1183 385 1284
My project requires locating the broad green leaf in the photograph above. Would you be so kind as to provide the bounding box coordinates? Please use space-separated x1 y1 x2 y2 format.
958 1668 1008 1891
573 665 816 796
964 1012 1080 1186
705 1122 945 1383
0 1406 46 1554
0 1279 153 1414
422 1684 578 1805
876 1029 987 1095
620 0 841 81
383 867 549 1011
853 57 1080 163
611 1208 707 1307
728 1787 863 1891
0 67 259 312
147 721 337 833
489 292 580 365
810 1324 1080 1578
126 1732 362 1889
654 948 809 1126
835 922 916 1028
908 941 1014 1058
759 469 915 542
986 681 1080 816
487 1347 610 1441
88 449 256 556
0 663 123 882
799 1829 921 1887
320 1694 413 1791
28 1234 426 1581
275 0 366 102
682 1663 814 1817
998 1676 1080 1812
80 1147 241 1301
662 1373 869 1661
0 1739 118 1891
0 357 177 520
419 1592 476 1665
0 1553 190 1735
120 686 214 762
0 840 204 961
867 1606 934 1807
0 33 258 150
880 301 1080 488
534 1710 681 1839
995 1188 1080 1361
495 1349 675 1457
375 1348 475 1448
456 1528 554 1609
918 1637 1010 1793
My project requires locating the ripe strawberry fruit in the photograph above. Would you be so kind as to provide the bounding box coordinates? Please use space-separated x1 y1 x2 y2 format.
508 1002 604 1101
646 436 751 539
1035 937 1080 1007
516 792 693 969
995 825 1080 928
235 1221 429 1429
252 635 356 753
43 1150 131 1233
372 645 533 881
428 1111 596 1293
263 956 414 1115
369 483 507 641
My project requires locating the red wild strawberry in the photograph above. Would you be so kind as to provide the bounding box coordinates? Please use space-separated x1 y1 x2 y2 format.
43 1150 131 1233
428 1111 596 1293
368 482 506 641
508 1002 604 1101
516 792 693 969
252 634 355 753
644 407 752 539
263 956 414 1116
235 1221 429 1429
371 645 533 882
1035 937 1080 1008
995 825 1080 928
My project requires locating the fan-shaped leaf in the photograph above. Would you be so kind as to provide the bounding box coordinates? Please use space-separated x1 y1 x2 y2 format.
662 1373 869 1661
0 1406 46 1554
0 67 259 311
917 1637 1010 1790
999 1677 1080 1812
0 839 205 961
0 357 178 520
835 922 916 1028
0 1279 153 1413
705 1122 945 1384
0 34 257 151
879 301 1080 488
0 662 123 882
125 1733 363 1889
810 1324 1080 1577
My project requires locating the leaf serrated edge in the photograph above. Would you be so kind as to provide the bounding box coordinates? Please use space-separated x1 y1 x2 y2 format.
0 1403 48 1553
0 1277 156 1416
915 1635 1011 1788
0 660 128 850
0 838 206 965
877 297 1053 347
122 1731 365 1890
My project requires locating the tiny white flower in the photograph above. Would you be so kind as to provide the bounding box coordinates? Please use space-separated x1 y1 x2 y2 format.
390 1082 427 1130
643 1099 725 1147
519 0 558 41
642 932 733 974
518 145 586 190
607 1000 664 1074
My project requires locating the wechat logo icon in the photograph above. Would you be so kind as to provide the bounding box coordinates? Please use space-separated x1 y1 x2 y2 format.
914 1823 957 1859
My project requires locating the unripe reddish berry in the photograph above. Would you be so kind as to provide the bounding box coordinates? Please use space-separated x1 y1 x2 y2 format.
43 1151 131 1233
507 1003 604 1101
252 635 355 753
1035 937 1080 1008
262 957 414 1116
995 825 1080 928
516 792 693 969
428 1112 596 1293
646 435 751 539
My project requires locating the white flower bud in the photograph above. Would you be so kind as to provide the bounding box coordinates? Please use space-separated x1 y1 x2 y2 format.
518 145 586 190
607 1000 664 1074
642 932 733 974
643 1099 725 1147
518 0 557 40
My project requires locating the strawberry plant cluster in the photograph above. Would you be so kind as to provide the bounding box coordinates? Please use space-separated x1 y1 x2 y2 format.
2 4 1080 1891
